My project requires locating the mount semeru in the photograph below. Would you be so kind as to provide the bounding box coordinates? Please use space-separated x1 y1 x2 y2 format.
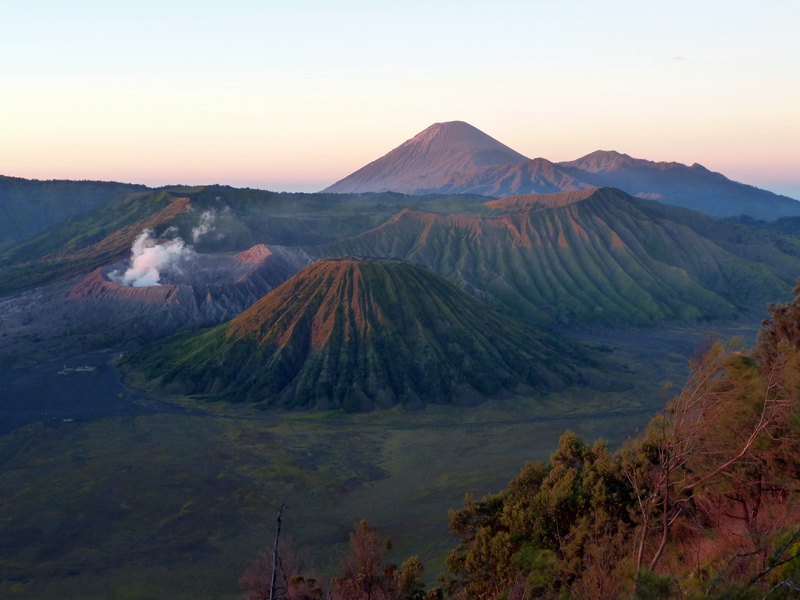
122 258 586 410
324 121 800 220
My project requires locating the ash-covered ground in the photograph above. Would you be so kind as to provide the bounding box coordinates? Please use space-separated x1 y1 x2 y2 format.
0 351 197 435
0 244 312 368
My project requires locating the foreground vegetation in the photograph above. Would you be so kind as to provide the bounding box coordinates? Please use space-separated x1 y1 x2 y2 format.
0 378 659 600
241 289 800 600
2 281 789 599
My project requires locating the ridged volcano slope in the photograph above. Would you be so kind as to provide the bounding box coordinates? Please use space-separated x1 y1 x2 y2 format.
313 188 800 326
125 259 583 410
0 184 492 298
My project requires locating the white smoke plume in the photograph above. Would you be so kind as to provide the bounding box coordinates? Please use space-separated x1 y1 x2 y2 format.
109 229 196 287
191 210 216 243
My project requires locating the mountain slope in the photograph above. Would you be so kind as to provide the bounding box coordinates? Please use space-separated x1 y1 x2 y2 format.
0 185 491 297
437 158 595 196
323 121 529 194
124 258 584 410
313 188 800 325
322 122 800 220
558 150 800 220
0 192 192 296
0 175 148 251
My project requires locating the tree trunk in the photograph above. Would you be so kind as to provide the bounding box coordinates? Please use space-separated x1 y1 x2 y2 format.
270 504 285 600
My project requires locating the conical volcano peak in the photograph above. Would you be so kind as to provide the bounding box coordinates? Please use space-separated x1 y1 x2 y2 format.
125 257 582 410
401 121 523 155
323 121 528 194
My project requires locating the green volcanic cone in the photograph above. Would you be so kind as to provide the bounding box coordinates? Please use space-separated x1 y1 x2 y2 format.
125 258 585 410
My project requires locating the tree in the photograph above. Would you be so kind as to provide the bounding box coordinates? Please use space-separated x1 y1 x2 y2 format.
444 293 800 599
240 536 323 600
622 333 800 595
332 521 424 600
445 432 639 600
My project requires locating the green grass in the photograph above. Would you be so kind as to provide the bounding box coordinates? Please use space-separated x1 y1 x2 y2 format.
0 317 762 599
0 383 671 600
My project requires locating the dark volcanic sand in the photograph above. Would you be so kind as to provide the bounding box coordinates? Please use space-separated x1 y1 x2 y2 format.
0 351 195 434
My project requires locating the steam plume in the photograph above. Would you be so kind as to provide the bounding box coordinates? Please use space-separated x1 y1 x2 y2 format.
110 230 195 287
192 210 216 243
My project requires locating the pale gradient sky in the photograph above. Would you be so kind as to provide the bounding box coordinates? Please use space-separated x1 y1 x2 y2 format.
1 1 799 198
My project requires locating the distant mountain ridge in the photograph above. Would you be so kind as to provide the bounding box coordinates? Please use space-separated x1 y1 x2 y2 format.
558 149 665 173
313 187 800 325
0 175 148 251
324 123 800 220
436 157 594 197
556 150 800 220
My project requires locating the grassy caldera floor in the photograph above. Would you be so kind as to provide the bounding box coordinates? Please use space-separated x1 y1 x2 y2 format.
0 319 760 599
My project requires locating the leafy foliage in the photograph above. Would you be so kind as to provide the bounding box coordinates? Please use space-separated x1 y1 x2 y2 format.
332 521 425 600
438 284 800 599
242 521 425 600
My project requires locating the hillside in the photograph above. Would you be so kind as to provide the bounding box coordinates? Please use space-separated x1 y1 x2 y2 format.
123 258 585 409
0 175 148 251
0 185 488 297
0 192 192 296
437 158 594 196
314 188 800 325
440 290 800 599
323 121 529 194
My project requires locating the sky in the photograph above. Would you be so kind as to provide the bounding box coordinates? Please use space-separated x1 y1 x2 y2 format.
1 1 799 198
